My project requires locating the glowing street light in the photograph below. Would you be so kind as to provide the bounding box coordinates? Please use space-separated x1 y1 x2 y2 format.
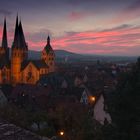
90 96 96 102
60 131 64 136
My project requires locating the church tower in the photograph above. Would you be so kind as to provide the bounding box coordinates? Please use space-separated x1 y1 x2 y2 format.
0 18 9 61
41 36 55 72
0 18 10 84
11 16 28 84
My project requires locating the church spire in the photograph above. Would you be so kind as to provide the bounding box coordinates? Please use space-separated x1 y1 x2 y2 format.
18 20 27 49
44 35 53 54
12 15 19 48
47 35 50 45
2 18 8 48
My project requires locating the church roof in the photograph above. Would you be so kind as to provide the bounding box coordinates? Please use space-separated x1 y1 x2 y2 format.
12 16 27 49
12 15 19 48
0 57 10 69
1 18 8 48
21 60 49 70
18 21 27 49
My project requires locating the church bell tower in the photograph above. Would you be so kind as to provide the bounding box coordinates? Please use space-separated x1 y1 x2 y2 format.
11 15 28 84
41 36 55 72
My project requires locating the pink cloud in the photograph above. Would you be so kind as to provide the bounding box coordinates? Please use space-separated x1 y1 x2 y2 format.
0 23 140 56
50 25 140 55
0 26 3 39
25 24 140 56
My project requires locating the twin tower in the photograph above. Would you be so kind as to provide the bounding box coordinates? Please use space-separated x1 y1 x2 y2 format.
0 16 55 85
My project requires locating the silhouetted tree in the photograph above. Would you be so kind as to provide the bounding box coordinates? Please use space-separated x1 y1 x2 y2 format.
108 58 140 140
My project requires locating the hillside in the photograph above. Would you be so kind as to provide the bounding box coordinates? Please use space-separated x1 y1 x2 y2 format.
28 49 137 63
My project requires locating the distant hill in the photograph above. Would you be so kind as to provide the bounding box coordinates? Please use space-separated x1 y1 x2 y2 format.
28 50 41 59
28 49 82 59
54 50 82 57
8 49 137 63
28 49 137 63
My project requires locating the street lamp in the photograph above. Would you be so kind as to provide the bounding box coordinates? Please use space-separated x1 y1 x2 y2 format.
90 96 96 102
60 131 64 136
88 96 96 116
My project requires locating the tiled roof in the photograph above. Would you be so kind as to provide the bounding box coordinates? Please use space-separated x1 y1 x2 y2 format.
11 84 51 98
21 60 49 70
0 120 49 140
0 57 10 69
10 84 52 109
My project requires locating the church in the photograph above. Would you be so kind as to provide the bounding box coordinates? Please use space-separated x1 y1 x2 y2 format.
0 16 55 85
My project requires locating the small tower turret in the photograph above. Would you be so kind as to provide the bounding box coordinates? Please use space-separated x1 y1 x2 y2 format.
41 36 55 72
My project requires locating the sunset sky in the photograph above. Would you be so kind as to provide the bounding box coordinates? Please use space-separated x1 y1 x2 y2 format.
0 0 140 56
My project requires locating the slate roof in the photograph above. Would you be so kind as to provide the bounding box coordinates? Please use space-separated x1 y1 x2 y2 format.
10 84 52 109
0 120 49 140
2 18 8 48
0 57 10 69
38 73 63 87
21 60 49 70
70 87 85 101
11 84 51 98
12 16 27 49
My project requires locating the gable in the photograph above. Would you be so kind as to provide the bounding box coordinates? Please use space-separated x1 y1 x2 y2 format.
0 60 10 69
2 66 10 71
22 62 38 72
94 94 111 124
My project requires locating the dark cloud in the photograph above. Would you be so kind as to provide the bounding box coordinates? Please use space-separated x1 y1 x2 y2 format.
100 24 133 32
126 0 140 12
112 0 140 23
0 9 12 17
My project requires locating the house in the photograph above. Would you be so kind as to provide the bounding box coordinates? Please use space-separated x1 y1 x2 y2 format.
61 79 68 89
80 89 88 104
83 74 88 83
93 94 111 125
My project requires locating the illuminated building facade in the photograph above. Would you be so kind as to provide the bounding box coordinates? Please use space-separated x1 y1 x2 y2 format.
0 16 55 85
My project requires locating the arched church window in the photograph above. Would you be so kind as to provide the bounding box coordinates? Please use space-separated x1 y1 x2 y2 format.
26 71 33 82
